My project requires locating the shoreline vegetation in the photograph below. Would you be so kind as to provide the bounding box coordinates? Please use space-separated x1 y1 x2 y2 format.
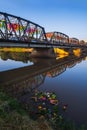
0 47 33 52
0 91 53 130
0 91 87 130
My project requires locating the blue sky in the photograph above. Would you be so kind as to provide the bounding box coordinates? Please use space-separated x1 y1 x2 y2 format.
0 0 87 41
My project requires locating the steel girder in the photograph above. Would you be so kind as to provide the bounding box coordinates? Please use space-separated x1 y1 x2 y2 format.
0 12 47 42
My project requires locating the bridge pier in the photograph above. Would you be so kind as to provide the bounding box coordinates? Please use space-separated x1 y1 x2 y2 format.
64 48 74 55
30 48 56 58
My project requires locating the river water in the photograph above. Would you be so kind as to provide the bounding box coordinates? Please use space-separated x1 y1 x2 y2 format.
0 48 87 129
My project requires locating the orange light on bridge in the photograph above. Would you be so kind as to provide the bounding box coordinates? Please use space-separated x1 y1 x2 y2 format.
85 57 87 60
73 49 81 57
54 48 69 59
54 48 69 55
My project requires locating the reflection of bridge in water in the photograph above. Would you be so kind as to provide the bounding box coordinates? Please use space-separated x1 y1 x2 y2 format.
0 54 86 96
0 54 87 111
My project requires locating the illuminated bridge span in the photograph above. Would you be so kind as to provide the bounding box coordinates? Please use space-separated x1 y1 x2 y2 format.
0 12 47 43
46 32 69 44
0 12 87 57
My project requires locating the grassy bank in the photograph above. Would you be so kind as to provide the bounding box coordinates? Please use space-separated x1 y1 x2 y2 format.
0 91 87 130
0 91 53 130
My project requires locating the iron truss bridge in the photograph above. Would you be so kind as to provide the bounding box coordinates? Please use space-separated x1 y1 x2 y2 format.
0 12 86 48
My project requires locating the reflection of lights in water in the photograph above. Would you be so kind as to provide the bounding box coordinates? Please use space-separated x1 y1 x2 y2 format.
73 49 81 57
54 48 69 59
30 91 68 129
0 47 33 52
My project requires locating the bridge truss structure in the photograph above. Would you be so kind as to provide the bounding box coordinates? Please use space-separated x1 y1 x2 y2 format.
0 12 47 43
0 12 86 49
46 32 69 44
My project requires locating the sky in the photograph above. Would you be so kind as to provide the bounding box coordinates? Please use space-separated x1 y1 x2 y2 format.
0 0 87 41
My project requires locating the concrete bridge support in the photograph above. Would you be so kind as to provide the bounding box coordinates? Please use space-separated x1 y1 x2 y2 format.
81 48 87 53
64 48 74 55
30 48 56 58
30 47 87 58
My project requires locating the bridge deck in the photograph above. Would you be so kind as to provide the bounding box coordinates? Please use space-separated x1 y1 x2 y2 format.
0 40 85 49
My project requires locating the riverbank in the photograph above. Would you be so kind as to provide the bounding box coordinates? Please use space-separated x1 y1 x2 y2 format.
0 91 87 130
0 92 53 130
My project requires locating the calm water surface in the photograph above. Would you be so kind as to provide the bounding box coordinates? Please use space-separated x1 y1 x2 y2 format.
0 49 87 129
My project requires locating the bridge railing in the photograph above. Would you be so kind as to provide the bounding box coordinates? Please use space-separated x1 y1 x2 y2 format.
0 12 47 43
